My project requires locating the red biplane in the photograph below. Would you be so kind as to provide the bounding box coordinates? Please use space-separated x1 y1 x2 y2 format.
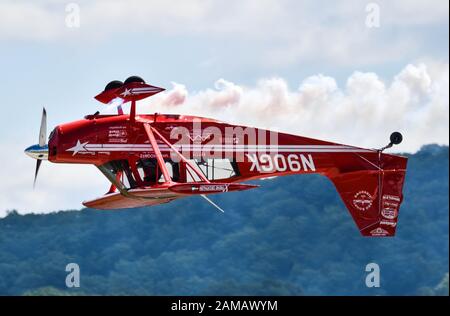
25 76 407 237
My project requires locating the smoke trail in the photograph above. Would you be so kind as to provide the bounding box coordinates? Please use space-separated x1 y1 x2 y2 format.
139 62 449 153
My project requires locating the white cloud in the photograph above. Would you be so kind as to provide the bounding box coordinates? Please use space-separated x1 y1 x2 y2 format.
0 1 61 40
383 0 450 25
0 0 447 67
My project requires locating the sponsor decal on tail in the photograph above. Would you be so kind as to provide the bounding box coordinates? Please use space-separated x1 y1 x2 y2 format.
329 155 407 237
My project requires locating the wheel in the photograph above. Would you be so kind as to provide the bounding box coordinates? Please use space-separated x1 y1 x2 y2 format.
104 80 123 91
390 132 403 145
124 76 145 84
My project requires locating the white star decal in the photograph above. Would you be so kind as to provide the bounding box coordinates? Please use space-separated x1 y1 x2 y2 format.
67 140 89 156
120 88 132 97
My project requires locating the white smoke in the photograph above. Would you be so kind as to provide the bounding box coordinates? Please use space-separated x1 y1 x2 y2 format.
138 62 449 153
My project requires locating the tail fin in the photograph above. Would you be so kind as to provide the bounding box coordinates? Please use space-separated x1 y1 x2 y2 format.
329 154 407 237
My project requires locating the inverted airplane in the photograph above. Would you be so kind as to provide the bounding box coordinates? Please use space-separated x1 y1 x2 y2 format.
25 76 407 237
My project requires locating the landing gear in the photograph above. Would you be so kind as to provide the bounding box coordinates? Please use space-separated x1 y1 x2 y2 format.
103 76 144 91
104 80 123 91
124 76 145 84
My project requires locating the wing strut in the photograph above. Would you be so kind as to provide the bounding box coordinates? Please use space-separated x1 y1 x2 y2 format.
149 125 227 213
130 100 136 122
97 165 131 197
149 125 210 183
143 123 172 184
97 165 178 201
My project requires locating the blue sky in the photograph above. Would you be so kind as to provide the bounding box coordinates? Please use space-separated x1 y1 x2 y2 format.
0 0 448 215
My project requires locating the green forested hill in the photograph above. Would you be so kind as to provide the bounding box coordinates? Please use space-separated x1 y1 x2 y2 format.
0 145 448 296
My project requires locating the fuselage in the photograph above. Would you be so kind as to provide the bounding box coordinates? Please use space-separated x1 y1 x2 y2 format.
48 113 395 180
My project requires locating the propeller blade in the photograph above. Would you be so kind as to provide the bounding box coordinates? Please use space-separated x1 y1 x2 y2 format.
200 194 225 213
33 159 42 188
33 107 47 188
39 107 47 147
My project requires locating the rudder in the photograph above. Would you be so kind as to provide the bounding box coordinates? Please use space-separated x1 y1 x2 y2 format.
328 155 407 237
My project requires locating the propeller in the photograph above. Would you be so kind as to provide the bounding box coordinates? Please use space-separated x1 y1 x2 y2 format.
39 108 47 147
24 108 48 188
34 160 42 188
34 107 47 187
